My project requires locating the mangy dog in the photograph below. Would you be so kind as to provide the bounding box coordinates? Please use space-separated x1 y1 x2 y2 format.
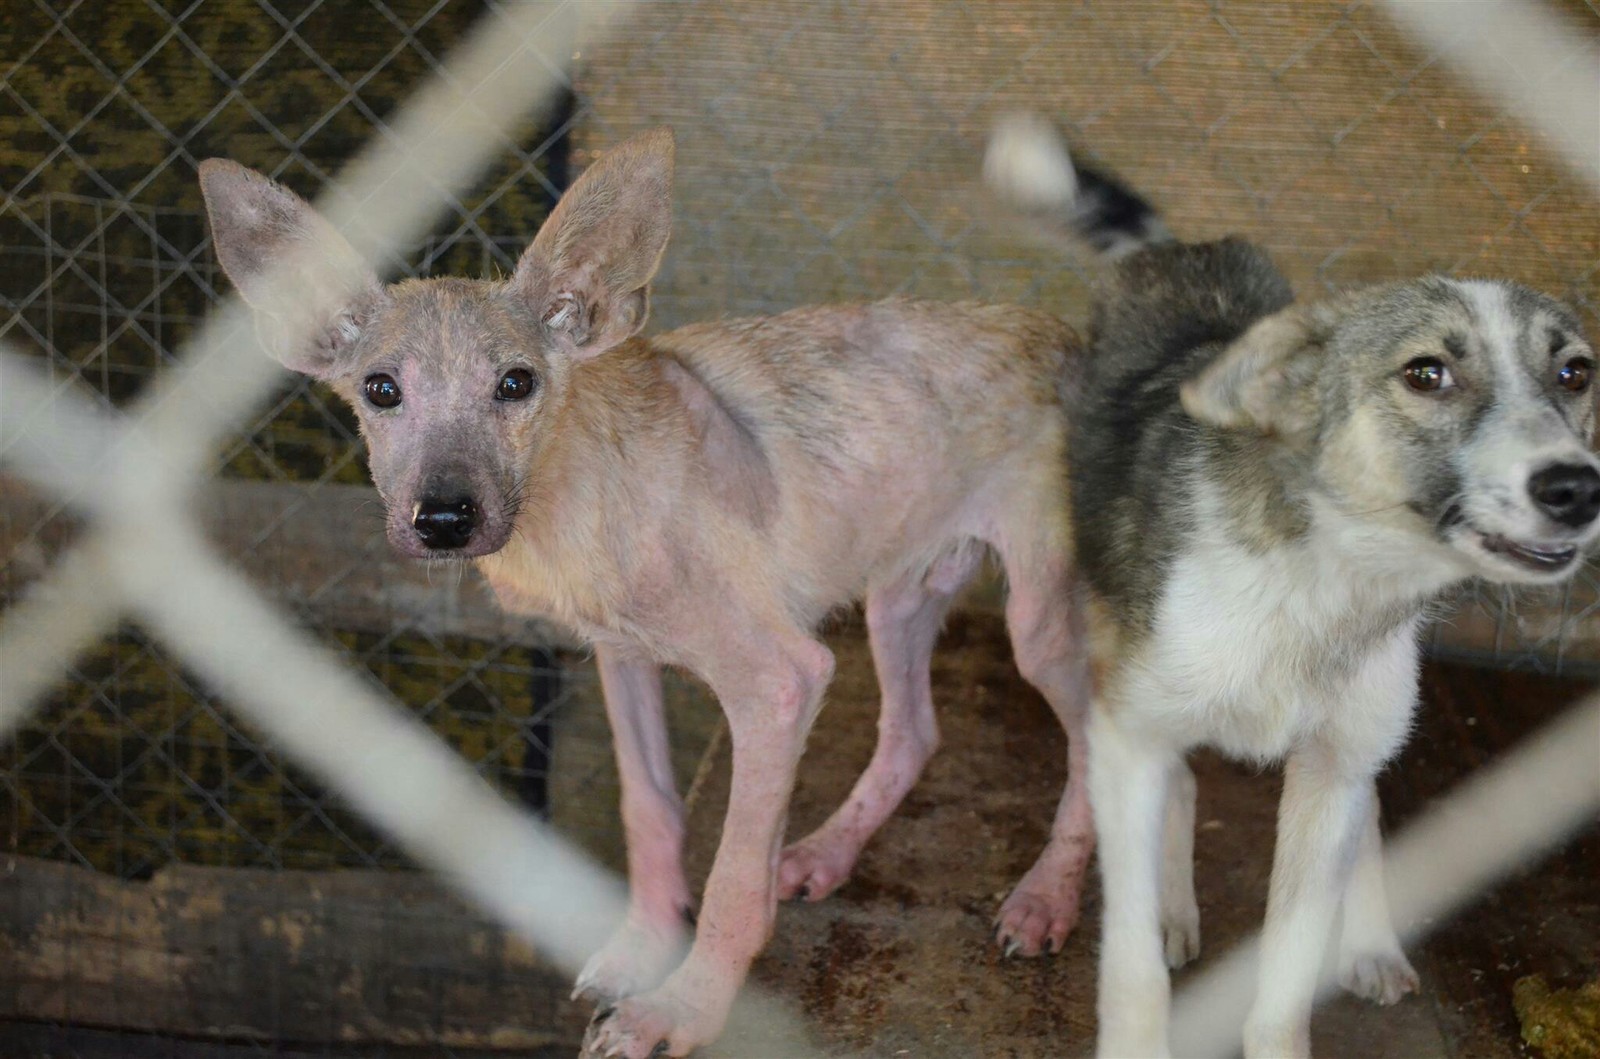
989 117 1600 1057
200 128 1099 1058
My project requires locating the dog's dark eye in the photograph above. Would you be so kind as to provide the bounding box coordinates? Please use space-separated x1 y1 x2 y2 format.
1558 359 1592 394
496 368 538 401
364 373 402 408
1402 357 1450 393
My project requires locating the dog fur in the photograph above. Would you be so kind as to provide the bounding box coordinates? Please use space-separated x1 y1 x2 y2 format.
990 118 1600 1057
199 128 1099 1058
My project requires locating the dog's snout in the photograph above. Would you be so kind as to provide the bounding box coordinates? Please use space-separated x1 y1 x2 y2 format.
1527 463 1600 528
412 497 479 550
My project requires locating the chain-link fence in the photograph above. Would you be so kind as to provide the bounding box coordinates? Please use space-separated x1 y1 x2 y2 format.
572 0 1600 674
0 3 727 1053
1 1 1597 1056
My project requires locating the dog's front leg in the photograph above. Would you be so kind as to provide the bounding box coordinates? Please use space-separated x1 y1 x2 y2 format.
1159 757 1201 969
1243 750 1371 1059
1091 706 1178 1059
585 632 835 1059
574 645 693 1004
1336 784 1418 1005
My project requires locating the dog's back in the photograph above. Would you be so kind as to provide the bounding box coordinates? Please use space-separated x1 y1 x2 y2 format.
650 298 1079 618
1072 239 1294 631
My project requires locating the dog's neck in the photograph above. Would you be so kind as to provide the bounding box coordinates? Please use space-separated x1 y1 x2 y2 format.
474 339 772 651
1197 427 1469 612
1302 491 1471 614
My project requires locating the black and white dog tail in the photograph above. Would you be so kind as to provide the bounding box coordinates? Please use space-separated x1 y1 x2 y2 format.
983 112 1169 259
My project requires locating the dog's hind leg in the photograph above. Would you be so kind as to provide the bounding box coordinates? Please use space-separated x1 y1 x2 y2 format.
992 524 1095 958
1160 757 1201 968
573 645 692 1004
1336 784 1419 1005
777 548 976 902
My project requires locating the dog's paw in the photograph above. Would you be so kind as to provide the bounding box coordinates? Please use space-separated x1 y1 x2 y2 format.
580 973 730 1059
777 832 860 902
1242 1020 1310 1059
1160 900 1201 969
572 917 690 1004
1338 947 1420 1006
1096 1027 1173 1059
993 884 1081 958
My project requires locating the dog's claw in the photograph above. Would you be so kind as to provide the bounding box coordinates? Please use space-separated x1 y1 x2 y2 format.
993 882 1082 960
1340 949 1420 1006
574 918 688 1005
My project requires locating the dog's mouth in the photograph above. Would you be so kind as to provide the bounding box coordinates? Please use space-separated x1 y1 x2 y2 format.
1441 505 1584 579
1476 533 1579 572
385 517 516 561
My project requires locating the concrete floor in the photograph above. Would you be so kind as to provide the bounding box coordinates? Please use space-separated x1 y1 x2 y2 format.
679 611 1594 1059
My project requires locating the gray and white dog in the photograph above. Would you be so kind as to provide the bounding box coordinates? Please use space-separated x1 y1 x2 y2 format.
988 117 1600 1058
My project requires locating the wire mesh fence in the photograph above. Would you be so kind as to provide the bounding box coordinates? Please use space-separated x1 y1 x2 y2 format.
572 0 1600 675
0 4 728 1054
1 1 1597 1056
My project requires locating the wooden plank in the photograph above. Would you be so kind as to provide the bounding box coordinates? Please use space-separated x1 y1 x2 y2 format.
0 1022 570 1058
0 855 588 1050
0 475 577 648
5 474 1596 669
958 555 1600 672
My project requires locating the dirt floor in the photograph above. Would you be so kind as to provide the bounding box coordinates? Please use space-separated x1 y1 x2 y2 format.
685 611 1598 1059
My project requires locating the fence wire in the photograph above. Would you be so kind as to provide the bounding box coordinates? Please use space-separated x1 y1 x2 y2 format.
0 1 1597 1057
0 2 823 1055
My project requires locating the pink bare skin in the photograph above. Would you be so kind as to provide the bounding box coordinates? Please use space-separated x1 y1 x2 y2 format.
776 551 1097 965
200 128 1094 1058
776 554 971 904
573 646 694 1002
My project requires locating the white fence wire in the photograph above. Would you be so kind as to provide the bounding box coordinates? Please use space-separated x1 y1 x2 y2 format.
0 0 822 1052
0 0 1595 1056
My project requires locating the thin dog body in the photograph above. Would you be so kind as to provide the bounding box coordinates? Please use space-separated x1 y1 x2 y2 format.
989 118 1600 1057
200 129 1096 1058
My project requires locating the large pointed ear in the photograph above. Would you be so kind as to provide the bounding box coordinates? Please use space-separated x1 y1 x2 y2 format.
198 159 385 379
512 127 674 359
1180 299 1344 438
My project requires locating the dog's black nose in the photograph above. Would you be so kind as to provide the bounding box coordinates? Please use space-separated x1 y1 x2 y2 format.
1528 463 1600 528
412 497 479 549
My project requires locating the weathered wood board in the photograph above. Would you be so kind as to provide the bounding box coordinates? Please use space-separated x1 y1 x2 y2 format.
0 855 588 1050
0 475 575 649
7 475 1597 668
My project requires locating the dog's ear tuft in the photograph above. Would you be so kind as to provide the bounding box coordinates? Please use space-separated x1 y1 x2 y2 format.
512 127 674 360
1180 301 1339 438
198 159 384 379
